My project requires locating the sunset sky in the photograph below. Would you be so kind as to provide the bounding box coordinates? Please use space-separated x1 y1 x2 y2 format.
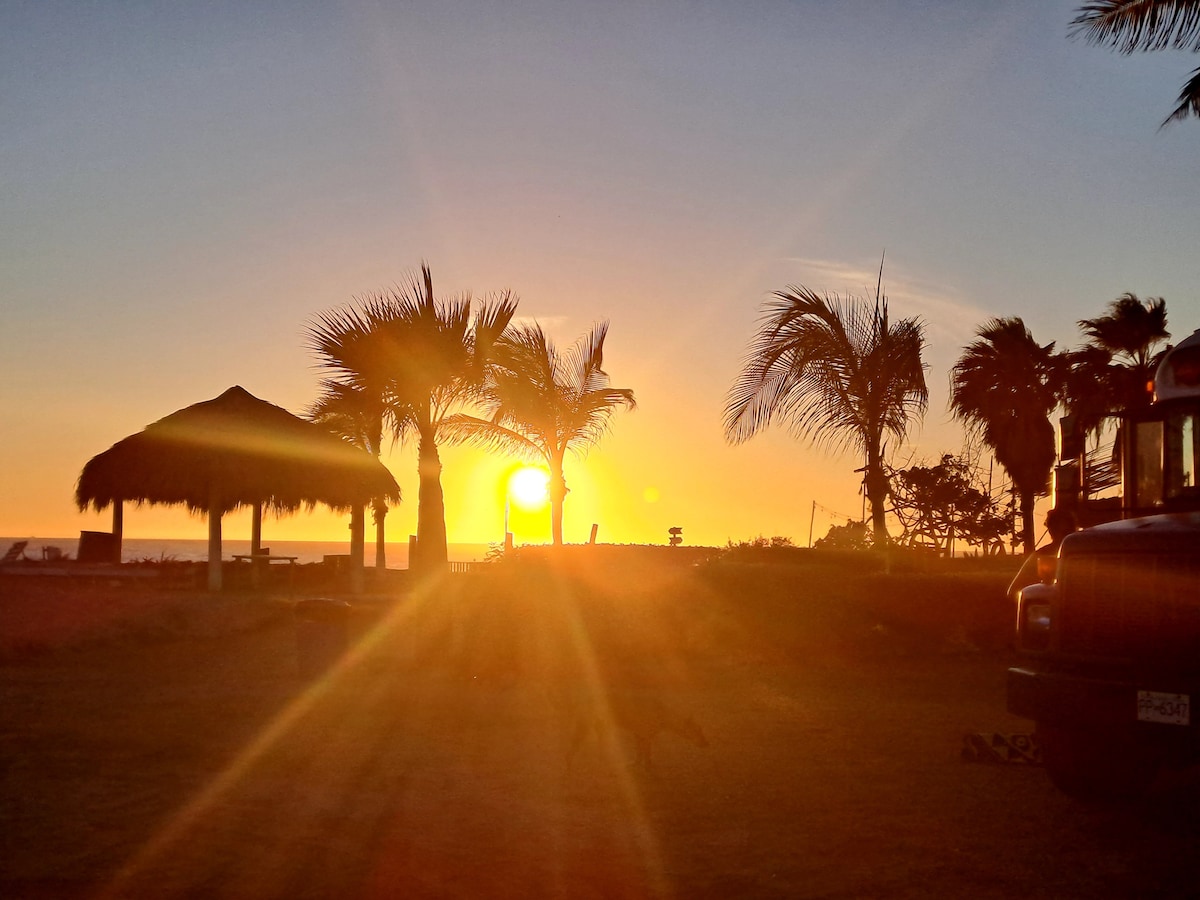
3 1 1198 551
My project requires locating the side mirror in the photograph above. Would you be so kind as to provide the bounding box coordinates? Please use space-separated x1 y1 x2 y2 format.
1036 554 1058 584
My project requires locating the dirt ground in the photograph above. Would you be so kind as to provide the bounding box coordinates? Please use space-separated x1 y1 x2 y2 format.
3 560 1200 899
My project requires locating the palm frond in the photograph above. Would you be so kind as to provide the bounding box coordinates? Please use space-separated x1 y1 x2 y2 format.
1078 293 1169 354
474 290 521 355
307 380 385 453
1164 63 1200 123
439 414 545 459
724 286 926 457
565 321 611 395
476 321 635 459
1071 1 1200 53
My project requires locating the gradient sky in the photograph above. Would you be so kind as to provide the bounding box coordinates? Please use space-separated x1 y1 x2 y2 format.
3 1 1198 549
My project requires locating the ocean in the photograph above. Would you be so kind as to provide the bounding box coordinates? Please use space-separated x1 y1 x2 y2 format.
2 537 494 568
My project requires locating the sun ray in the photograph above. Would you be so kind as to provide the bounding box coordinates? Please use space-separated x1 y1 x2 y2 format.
544 569 674 898
95 583 442 899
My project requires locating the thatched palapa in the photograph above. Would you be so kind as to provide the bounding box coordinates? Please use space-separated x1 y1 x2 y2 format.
76 386 400 589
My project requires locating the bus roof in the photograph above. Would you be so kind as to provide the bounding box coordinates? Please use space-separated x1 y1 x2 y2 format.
1155 328 1200 403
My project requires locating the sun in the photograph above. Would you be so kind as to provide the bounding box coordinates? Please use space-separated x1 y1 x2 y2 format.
508 466 550 509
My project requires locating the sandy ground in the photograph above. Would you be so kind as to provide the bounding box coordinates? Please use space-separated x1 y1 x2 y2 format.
2 561 1199 898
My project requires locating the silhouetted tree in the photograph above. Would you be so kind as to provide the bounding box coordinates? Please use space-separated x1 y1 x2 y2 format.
443 321 635 546
724 287 928 544
950 318 1063 554
1071 1 1200 126
889 454 1010 555
814 520 871 551
307 265 518 572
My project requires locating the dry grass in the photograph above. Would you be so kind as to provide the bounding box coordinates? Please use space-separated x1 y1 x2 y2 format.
3 552 1199 898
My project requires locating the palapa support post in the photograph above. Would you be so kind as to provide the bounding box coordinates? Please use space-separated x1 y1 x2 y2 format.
111 499 123 564
207 499 223 592
251 502 263 556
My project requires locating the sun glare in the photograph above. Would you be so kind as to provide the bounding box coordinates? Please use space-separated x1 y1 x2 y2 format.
509 466 550 510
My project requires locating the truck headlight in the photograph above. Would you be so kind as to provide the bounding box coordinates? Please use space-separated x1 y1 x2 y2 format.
1025 602 1051 632
1017 582 1055 652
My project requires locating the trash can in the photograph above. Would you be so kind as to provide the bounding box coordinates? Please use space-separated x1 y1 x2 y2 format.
294 598 351 677
77 530 118 564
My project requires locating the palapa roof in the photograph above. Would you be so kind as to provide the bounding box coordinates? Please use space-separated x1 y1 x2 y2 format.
76 386 401 515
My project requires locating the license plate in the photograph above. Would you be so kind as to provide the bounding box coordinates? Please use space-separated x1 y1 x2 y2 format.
1137 691 1190 726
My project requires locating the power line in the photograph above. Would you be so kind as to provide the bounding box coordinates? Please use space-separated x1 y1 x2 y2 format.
807 500 863 548
811 500 859 522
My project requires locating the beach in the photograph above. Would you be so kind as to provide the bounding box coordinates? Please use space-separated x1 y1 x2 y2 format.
4 549 1199 897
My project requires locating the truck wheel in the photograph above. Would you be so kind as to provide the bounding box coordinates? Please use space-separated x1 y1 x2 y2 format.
1037 724 1159 801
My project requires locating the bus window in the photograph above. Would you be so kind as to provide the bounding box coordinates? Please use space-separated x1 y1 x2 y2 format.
1136 419 1164 509
1165 411 1199 502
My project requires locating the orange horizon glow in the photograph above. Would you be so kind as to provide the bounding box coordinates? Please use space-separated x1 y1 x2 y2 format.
29 436 939 551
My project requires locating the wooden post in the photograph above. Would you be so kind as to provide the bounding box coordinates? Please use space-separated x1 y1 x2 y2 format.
207 501 223 592
251 502 263 555
112 499 124 564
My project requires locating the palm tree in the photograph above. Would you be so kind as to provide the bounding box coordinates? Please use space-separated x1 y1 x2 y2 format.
949 318 1063 554
1059 343 1119 444
307 265 518 573
307 302 397 569
1071 1 1200 126
723 287 928 545
442 321 635 546
307 380 391 569
1059 295 1171 500
1076 293 1170 412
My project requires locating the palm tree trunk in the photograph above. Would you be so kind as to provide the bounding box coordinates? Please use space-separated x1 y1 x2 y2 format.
373 500 387 569
549 457 567 546
865 440 890 545
1019 489 1037 555
415 428 448 572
